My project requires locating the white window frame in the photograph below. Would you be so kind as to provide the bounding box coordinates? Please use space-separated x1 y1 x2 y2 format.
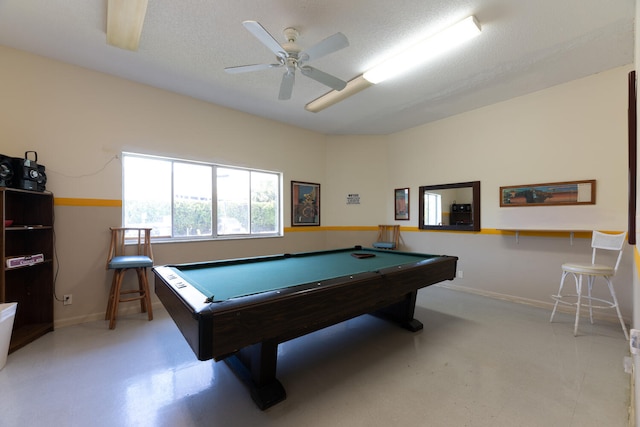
122 152 283 241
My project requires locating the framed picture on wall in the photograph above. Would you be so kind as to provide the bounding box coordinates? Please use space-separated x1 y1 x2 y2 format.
500 180 596 207
291 181 320 226
395 188 410 220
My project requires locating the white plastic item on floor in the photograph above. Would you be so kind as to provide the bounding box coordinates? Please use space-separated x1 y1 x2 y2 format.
0 302 17 370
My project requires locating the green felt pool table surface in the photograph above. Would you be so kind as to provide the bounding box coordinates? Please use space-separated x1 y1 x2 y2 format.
170 247 439 302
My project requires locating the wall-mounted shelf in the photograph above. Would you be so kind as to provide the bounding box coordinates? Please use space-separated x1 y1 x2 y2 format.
498 229 591 245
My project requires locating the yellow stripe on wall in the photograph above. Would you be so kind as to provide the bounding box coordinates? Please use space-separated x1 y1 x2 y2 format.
54 197 122 207
285 225 376 232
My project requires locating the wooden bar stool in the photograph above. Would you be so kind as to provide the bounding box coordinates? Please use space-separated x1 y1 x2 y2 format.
105 227 154 329
373 225 400 250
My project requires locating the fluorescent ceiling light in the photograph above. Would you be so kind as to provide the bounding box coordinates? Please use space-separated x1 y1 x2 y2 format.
305 75 373 112
305 16 481 113
107 0 149 51
362 16 481 84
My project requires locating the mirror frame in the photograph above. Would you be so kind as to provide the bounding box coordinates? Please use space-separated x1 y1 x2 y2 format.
418 181 481 231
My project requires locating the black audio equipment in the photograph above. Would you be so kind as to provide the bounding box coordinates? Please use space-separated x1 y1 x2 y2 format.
0 155 13 187
451 203 471 212
36 164 47 192
10 151 46 192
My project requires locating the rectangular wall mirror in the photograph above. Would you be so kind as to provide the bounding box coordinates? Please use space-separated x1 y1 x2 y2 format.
418 181 480 231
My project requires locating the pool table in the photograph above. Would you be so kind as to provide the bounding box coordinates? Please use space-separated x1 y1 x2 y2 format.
153 246 457 409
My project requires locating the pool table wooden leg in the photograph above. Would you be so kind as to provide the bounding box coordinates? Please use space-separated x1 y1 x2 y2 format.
373 290 424 332
224 340 286 410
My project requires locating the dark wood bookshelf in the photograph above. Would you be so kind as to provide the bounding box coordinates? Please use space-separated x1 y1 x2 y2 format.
1 188 54 353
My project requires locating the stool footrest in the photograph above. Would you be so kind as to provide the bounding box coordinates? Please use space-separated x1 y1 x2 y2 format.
551 294 617 310
119 295 146 303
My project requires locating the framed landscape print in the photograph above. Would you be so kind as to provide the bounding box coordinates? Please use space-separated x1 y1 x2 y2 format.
500 180 596 207
291 181 320 226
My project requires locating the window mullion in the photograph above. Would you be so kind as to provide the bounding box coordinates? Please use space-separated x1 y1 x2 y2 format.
171 160 175 238
248 172 253 234
212 165 218 237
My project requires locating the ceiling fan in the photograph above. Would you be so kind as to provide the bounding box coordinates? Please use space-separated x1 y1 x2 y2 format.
225 21 349 100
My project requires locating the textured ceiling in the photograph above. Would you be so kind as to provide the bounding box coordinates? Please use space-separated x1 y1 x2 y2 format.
0 0 634 135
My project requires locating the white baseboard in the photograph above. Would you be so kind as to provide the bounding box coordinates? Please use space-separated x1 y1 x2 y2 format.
54 301 164 329
54 284 627 328
435 283 629 325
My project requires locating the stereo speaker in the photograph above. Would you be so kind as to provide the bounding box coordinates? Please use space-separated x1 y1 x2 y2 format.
0 155 13 187
10 151 46 192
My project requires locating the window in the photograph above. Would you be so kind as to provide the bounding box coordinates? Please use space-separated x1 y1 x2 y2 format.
123 153 281 240
424 192 442 226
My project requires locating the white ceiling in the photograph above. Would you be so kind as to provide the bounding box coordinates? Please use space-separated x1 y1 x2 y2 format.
0 0 634 135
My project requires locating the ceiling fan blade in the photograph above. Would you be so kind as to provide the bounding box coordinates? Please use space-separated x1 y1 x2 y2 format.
278 71 295 100
224 63 281 74
242 20 286 58
299 32 349 63
300 66 347 91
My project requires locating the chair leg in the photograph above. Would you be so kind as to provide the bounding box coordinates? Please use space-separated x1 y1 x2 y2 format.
574 274 583 336
105 271 119 320
143 269 153 321
587 276 594 325
550 272 563 322
136 268 147 314
605 277 629 340
550 271 570 322
109 270 125 329
136 268 153 321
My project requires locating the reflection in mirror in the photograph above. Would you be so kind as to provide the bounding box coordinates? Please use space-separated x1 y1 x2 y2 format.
418 181 480 231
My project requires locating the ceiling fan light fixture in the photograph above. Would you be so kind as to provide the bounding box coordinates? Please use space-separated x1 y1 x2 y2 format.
363 15 481 84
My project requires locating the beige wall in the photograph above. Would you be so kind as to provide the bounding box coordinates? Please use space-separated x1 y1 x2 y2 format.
0 45 332 325
387 67 629 231
323 135 389 225
0 46 328 201
0 45 633 331
328 65 633 321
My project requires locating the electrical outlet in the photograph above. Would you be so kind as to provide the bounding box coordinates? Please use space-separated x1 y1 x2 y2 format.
631 329 640 355
457 270 464 279
63 294 72 306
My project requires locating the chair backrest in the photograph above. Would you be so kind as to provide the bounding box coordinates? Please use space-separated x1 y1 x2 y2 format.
591 230 626 272
106 227 153 268
374 225 400 249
